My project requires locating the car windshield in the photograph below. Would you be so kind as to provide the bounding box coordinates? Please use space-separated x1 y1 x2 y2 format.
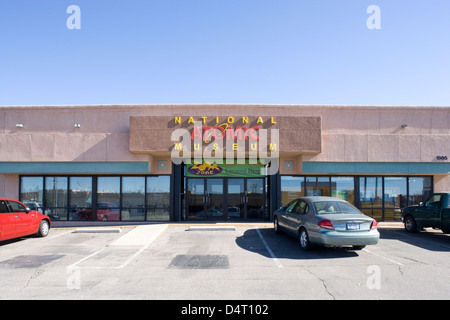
313 201 361 215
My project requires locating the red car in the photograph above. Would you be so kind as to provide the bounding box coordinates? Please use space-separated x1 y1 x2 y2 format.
0 198 51 242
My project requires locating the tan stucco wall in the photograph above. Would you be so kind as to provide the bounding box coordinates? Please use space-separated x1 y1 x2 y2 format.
0 104 449 194
0 105 449 199
129 114 321 155
434 175 450 192
301 105 450 163
1 104 448 162
0 174 19 199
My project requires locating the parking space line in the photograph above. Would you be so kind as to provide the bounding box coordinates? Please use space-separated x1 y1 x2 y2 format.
362 248 404 266
255 227 283 269
39 230 72 242
67 224 168 270
68 246 108 269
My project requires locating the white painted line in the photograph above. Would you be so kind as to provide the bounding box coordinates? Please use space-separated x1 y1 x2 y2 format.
68 246 108 269
109 224 168 246
116 240 152 269
187 226 235 231
41 230 72 241
363 248 404 266
256 227 283 269
68 224 168 270
72 228 122 233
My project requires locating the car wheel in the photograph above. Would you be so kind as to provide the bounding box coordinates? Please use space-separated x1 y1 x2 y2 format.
299 228 313 251
352 245 366 250
37 220 50 237
404 215 418 233
274 217 281 234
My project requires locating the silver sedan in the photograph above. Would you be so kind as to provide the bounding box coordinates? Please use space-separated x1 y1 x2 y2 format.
274 196 379 250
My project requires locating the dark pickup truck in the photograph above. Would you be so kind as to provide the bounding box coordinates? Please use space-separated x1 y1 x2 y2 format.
402 193 450 234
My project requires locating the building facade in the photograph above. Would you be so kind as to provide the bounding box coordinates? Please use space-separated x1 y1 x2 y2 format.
0 105 449 222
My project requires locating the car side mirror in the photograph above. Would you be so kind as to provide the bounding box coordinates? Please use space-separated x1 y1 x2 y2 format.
25 207 31 213
419 202 424 206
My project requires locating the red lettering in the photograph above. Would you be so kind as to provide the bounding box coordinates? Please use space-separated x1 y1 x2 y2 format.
191 126 203 140
190 125 258 141
248 126 260 141
226 127 248 141
212 126 226 140
202 126 212 141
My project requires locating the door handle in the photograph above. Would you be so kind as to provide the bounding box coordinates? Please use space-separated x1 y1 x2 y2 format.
15 216 19 218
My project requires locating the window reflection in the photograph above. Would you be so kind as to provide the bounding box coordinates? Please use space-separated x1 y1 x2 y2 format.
331 177 355 204
45 177 68 220
97 177 120 221
187 179 205 219
20 177 43 204
408 177 432 206
280 176 304 206
19 175 171 222
359 177 383 221
122 177 145 221
147 176 170 221
383 177 407 221
20 176 47 217
69 177 93 220
18 174 433 222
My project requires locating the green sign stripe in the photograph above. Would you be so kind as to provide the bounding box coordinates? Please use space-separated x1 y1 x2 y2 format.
186 162 264 177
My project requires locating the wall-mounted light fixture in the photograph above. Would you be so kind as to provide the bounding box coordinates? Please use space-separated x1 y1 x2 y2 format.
74 124 81 128
401 124 408 128
16 124 24 128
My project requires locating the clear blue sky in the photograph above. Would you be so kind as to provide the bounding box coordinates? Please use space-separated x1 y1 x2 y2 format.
1 0 449 106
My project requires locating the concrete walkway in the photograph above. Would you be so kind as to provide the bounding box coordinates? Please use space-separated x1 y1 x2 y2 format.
52 220 404 230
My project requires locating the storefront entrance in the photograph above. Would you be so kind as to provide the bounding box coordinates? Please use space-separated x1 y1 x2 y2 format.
186 177 266 220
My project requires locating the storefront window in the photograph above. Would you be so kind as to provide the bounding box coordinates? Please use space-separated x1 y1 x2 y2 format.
305 177 317 196
20 176 43 204
146 176 171 221
19 175 172 222
305 177 330 196
69 177 93 220
18 174 432 222
20 176 47 218
122 177 145 221
97 177 120 221
45 177 68 221
359 177 383 220
331 177 355 204
280 176 304 206
408 177 432 206
384 177 407 221
317 177 331 196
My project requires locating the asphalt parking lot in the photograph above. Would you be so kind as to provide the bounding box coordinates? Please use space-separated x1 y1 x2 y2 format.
0 222 450 300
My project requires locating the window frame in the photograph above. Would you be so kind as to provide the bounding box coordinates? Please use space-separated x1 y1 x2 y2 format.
19 174 172 222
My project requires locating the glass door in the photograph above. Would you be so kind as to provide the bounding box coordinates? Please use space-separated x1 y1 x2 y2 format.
186 177 265 221
205 179 224 219
187 179 205 219
227 179 245 220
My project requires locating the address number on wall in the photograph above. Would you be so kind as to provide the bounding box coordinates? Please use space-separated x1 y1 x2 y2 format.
436 156 448 160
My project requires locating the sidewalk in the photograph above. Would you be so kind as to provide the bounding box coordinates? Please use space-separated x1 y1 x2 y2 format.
51 220 404 229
